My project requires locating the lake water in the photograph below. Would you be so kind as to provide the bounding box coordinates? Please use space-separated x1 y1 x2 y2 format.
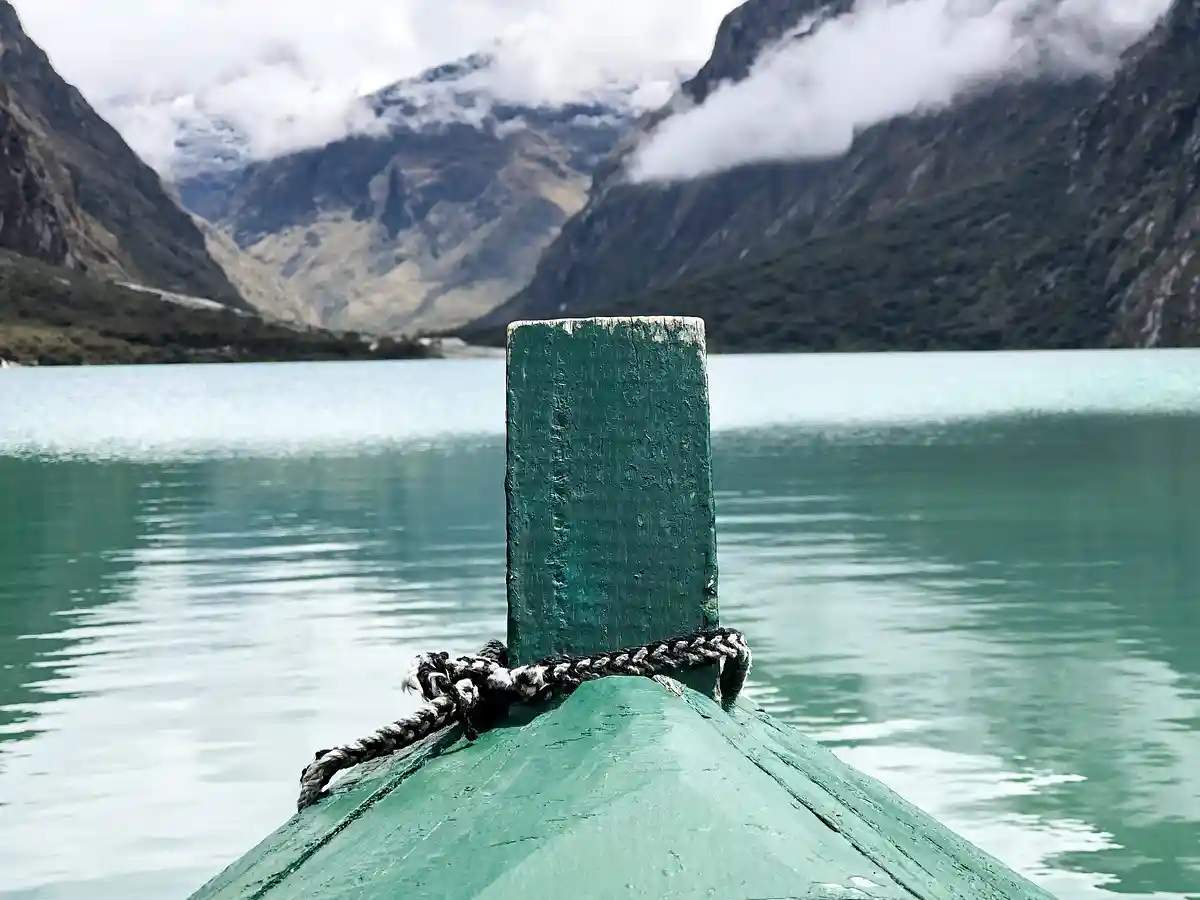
1 351 1199 900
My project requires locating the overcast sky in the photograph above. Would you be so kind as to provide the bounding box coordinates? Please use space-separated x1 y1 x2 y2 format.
13 0 739 172
12 0 1173 182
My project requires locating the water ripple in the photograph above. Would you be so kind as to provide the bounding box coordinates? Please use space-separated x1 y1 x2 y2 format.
2 354 1200 899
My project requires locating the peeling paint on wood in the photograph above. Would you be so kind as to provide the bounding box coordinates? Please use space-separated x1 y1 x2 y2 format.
504 316 718 666
188 680 1056 900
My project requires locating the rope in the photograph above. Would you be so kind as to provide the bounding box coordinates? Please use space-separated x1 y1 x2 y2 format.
297 627 752 810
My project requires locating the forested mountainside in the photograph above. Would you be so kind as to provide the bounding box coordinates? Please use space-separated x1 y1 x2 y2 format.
0 249 431 366
464 0 1199 351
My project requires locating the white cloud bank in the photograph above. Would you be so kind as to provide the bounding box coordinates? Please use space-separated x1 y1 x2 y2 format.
12 0 738 174
629 0 1172 183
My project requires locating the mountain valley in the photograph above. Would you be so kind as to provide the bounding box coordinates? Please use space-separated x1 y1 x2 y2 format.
170 55 639 335
2 0 1199 359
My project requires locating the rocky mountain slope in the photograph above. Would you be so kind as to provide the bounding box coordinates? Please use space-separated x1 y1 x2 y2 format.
174 55 637 334
1071 0 1200 346
0 4 436 366
485 150 1103 352
479 77 1100 325
467 0 1199 350
0 1 243 306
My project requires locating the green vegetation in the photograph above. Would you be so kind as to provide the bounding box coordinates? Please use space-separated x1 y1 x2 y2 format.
0 251 433 365
458 155 1117 352
633 158 1110 353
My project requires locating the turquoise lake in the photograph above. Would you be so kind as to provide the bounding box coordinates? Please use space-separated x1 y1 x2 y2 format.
1 350 1198 899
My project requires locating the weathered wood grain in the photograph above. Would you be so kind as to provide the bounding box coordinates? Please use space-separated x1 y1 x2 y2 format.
189 679 1057 900
505 316 718 664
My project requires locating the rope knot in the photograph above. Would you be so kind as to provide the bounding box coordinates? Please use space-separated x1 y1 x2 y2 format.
297 627 752 811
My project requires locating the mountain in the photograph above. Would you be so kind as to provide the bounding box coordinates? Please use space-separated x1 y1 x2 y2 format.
1070 0 1200 346
0 1 243 306
173 54 639 334
466 0 1199 350
0 4 436 366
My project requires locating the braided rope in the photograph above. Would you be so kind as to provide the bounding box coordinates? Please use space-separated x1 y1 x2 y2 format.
297 627 751 810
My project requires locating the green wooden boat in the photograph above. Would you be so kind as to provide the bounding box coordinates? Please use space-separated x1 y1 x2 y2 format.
189 317 1056 900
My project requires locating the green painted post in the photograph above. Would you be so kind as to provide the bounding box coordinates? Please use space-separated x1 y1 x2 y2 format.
504 316 718 667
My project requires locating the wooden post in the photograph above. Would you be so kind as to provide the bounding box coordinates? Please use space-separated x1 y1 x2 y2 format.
505 316 718 671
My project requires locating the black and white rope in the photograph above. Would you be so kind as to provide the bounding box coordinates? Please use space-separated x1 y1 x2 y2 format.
297 627 752 810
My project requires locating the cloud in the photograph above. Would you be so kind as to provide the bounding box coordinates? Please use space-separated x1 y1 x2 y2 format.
12 0 738 174
628 0 1172 183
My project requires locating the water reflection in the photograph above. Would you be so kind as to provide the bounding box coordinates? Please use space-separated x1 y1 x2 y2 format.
0 357 1198 900
715 415 1200 898
0 443 507 899
0 458 145 747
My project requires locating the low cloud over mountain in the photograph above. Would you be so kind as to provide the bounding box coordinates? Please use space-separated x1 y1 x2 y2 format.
629 0 1170 182
13 0 737 175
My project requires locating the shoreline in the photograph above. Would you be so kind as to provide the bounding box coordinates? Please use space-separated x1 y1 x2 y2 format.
0 334 508 368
